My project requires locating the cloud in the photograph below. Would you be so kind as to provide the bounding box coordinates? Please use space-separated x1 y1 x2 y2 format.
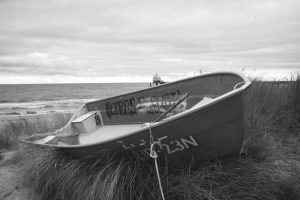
0 0 299 83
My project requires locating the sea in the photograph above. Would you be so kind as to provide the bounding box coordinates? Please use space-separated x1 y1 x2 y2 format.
0 83 148 116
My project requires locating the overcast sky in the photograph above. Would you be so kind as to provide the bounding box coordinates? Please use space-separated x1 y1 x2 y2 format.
0 0 299 83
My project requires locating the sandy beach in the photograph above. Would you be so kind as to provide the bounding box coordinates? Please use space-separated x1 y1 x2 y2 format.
0 113 72 200
0 148 29 200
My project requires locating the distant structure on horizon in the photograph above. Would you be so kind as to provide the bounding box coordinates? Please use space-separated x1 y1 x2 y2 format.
152 73 166 86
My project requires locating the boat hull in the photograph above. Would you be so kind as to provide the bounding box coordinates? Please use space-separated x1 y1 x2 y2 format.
64 92 245 163
22 72 251 162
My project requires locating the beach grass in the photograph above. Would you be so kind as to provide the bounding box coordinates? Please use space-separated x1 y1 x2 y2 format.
0 112 72 149
18 140 300 200
8 79 300 199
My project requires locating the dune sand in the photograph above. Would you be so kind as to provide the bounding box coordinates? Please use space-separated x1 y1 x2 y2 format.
0 113 72 200
0 149 29 200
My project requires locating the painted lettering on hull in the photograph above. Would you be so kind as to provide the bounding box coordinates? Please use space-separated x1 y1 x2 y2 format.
116 135 199 156
105 90 186 119
105 98 136 119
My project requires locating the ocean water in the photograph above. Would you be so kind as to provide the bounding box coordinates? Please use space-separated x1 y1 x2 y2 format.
0 83 148 116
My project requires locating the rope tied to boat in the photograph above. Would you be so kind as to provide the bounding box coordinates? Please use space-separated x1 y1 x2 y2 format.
145 123 165 200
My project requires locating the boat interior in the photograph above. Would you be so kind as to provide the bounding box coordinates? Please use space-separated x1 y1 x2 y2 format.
24 73 249 146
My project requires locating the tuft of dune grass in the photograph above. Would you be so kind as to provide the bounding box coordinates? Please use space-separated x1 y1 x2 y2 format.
18 141 299 200
16 79 300 200
19 148 162 200
0 112 72 148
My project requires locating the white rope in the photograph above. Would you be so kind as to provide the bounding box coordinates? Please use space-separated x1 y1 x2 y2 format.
147 123 166 200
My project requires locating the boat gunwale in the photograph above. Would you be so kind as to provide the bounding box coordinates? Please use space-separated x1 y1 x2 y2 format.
22 71 251 148
86 71 250 107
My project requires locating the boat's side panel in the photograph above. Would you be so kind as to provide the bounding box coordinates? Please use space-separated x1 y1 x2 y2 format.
86 73 244 125
65 92 245 162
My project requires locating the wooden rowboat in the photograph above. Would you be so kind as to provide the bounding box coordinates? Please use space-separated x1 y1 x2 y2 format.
22 72 251 162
